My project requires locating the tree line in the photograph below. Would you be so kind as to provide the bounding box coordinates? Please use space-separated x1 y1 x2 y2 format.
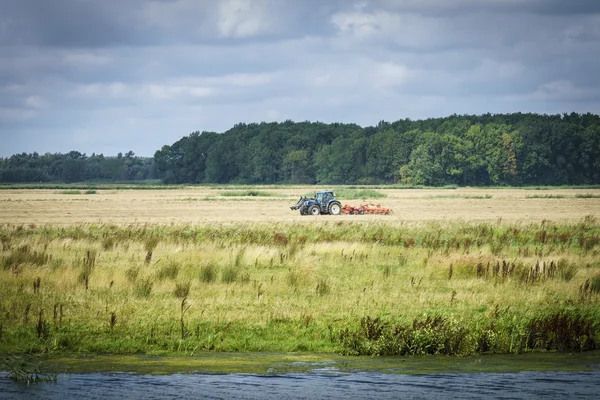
0 151 160 183
2 112 599 186
154 112 600 186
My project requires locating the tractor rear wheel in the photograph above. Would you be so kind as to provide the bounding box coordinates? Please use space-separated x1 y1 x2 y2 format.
309 205 321 215
329 202 341 215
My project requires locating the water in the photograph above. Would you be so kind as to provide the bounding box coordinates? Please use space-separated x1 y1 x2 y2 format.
2 352 600 399
2 370 600 400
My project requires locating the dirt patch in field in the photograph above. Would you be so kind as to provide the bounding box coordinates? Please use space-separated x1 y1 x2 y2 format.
0 187 598 225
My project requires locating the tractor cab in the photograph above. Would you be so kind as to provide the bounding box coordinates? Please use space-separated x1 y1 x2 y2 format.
316 190 334 205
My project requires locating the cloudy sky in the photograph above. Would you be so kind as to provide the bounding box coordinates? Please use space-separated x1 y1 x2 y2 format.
1 0 600 157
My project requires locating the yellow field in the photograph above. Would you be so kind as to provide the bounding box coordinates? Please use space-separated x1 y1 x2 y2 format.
1 187 599 225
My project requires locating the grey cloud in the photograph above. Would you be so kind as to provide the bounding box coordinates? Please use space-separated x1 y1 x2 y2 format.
0 0 347 48
1 0 599 157
0 0 144 47
373 0 600 16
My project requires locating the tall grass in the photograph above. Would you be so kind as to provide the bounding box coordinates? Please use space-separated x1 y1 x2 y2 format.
337 310 598 356
4 219 596 250
0 220 598 356
157 261 180 281
0 355 56 383
200 264 217 283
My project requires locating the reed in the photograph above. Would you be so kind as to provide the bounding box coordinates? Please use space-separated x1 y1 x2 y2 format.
134 278 153 297
337 310 598 356
174 282 191 298
0 220 598 356
77 249 96 290
221 265 238 284
0 355 56 384
200 264 217 283
157 261 180 281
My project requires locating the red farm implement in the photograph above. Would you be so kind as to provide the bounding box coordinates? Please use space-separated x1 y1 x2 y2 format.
341 203 393 215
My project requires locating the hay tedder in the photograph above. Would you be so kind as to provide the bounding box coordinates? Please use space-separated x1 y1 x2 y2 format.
341 203 393 215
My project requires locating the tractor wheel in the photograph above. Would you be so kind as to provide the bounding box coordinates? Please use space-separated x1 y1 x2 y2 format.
329 202 341 215
309 205 321 215
300 207 308 215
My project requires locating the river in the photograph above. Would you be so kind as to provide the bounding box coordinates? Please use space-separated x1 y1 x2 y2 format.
2 352 600 399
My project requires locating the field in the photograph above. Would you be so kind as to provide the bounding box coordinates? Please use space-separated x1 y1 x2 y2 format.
1 186 599 358
1 186 599 224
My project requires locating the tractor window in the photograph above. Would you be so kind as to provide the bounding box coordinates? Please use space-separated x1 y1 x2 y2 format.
316 192 324 202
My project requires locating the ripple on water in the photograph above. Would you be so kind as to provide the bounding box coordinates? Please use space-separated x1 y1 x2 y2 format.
2 371 600 400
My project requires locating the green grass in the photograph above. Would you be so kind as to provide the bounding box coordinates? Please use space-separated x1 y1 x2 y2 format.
219 190 279 197
427 194 493 199
55 190 83 195
0 181 180 190
0 219 599 356
303 189 387 200
526 194 568 199
0 355 56 383
334 189 387 199
523 185 600 190
526 194 600 199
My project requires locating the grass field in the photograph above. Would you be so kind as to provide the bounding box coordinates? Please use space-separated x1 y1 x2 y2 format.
1 186 599 225
1 186 599 357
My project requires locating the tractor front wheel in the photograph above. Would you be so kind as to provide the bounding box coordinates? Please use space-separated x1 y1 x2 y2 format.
309 205 321 215
329 202 341 215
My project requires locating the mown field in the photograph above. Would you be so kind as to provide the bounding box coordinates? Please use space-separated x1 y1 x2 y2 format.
1 186 599 357
1 185 599 224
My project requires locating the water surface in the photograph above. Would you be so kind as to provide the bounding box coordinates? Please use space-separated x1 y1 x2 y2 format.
2 351 600 399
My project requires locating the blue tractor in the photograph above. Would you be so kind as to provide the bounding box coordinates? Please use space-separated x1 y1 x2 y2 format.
290 190 342 216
